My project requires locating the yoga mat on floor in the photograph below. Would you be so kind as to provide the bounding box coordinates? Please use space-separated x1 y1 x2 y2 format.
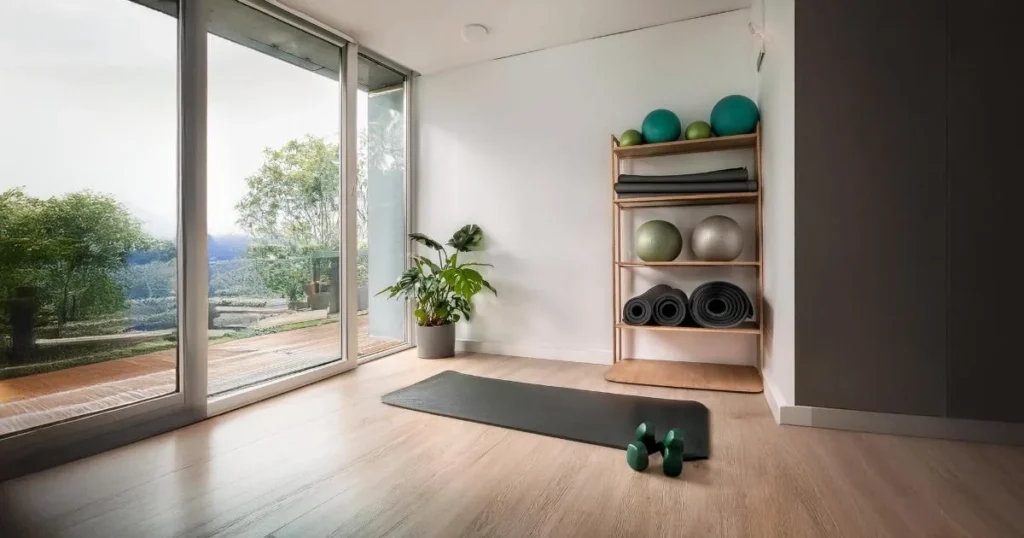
382 371 710 460
618 167 748 184
614 180 757 195
689 281 754 329
653 288 689 326
622 284 673 325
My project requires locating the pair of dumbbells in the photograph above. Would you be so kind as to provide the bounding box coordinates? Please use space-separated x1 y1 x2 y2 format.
626 422 684 477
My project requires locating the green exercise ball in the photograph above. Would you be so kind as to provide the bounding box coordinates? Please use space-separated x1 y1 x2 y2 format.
620 129 642 147
710 95 760 136
635 220 683 262
641 109 682 144
684 121 713 140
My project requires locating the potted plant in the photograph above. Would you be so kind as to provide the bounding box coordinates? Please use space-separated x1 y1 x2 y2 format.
377 224 496 358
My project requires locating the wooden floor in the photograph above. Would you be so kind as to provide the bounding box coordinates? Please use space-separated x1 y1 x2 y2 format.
2 351 1023 538
0 315 400 436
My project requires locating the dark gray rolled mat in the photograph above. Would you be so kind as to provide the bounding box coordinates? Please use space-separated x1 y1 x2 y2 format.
689 281 754 329
618 167 748 184
382 371 710 460
653 288 689 326
622 283 674 325
614 180 757 195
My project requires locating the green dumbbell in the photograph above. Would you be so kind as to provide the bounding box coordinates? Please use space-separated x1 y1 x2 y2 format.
626 441 649 472
661 428 684 477
634 422 659 454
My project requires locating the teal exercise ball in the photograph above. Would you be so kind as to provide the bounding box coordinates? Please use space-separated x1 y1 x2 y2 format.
710 95 760 136
641 109 682 144
635 220 683 262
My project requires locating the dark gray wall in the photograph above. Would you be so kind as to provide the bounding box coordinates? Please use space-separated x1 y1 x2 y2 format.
946 2 1024 422
795 0 1024 422
795 0 949 416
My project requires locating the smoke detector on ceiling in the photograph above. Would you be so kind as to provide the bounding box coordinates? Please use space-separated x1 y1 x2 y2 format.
462 24 489 43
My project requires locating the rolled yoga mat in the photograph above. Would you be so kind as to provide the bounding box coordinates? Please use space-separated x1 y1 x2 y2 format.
618 167 748 184
614 180 757 195
689 281 754 329
622 284 674 325
652 288 689 326
383 371 710 460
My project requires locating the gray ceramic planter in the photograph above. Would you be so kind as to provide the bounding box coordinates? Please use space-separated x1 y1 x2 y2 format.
417 323 455 359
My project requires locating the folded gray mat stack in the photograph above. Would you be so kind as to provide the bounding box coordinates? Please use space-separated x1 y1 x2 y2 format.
615 167 754 196
688 281 754 329
615 181 756 195
617 167 748 183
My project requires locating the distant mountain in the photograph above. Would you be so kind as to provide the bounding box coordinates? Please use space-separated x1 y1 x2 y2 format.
208 234 250 261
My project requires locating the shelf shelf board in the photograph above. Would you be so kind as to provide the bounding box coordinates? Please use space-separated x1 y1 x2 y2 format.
613 133 757 159
614 192 758 208
617 260 760 267
615 322 761 335
605 359 763 393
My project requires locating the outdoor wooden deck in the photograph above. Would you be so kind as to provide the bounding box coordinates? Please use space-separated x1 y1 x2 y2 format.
0 315 400 436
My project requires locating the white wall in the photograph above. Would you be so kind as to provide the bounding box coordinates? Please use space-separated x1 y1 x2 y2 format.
416 10 758 364
754 0 795 414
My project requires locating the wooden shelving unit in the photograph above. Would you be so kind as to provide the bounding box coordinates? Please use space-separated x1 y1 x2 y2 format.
614 322 762 335
613 132 757 158
615 192 758 208
607 124 764 393
616 261 760 267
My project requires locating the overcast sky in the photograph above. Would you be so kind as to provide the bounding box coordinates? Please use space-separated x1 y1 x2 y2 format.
1 0 364 238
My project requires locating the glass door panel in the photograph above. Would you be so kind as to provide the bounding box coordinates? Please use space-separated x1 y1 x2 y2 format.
357 56 408 357
205 0 343 396
0 0 180 436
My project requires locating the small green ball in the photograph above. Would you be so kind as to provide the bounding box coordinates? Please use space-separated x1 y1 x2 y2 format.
635 220 683 262
620 129 642 147
684 121 713 140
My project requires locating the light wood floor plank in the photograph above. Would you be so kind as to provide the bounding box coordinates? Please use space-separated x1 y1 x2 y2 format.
2 350 1023 537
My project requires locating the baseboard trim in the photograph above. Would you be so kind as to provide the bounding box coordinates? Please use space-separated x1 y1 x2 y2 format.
761 377 786 425
779 405 1024 445
456 340 611 365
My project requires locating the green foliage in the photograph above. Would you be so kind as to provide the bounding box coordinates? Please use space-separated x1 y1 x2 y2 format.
235 135 340 250
357 248 369 288
120 259 176 300
377 224 496 327
245 243 312 302
235 136 342 302
0 188 149 336
448 224 483 252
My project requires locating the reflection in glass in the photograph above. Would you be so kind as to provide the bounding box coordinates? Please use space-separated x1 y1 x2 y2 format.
205 0 343 396
357 57 408 357
0 0 179 436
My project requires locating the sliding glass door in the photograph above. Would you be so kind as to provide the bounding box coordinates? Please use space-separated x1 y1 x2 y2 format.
357 56 409 358
0 0 181 437
205 0 345 397
1 0 410 475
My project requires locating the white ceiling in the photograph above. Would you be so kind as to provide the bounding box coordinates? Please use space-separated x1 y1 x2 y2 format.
279 0 751 75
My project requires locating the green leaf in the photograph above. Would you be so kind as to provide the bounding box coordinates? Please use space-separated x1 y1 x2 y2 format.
413 255 441 274
409 232 444 251
447 224 484 252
